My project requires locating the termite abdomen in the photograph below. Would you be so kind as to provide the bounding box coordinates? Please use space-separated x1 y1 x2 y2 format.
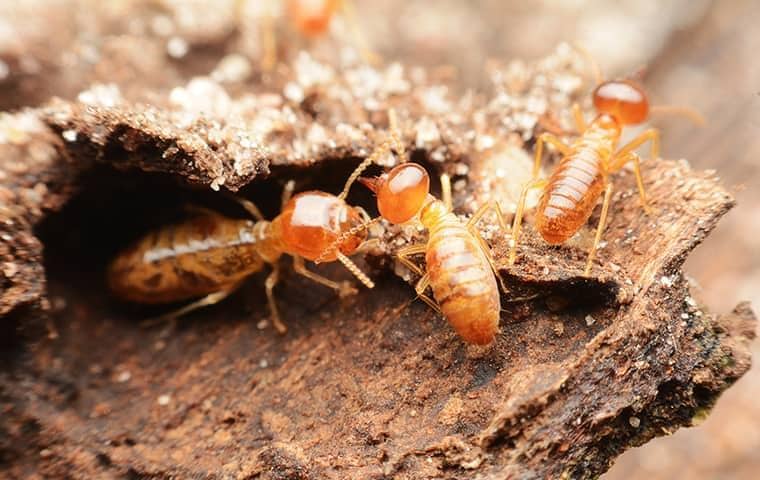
108 214 266 304
426 221 500 345
535 150 605 244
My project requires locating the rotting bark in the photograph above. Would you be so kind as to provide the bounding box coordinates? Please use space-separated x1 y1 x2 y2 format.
0 42 755 480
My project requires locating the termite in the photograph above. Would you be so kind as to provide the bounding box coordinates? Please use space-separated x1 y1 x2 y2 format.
286 0 341 37
108 182 374 333
320 111 509 345
241 0 377 70
508 57 704 275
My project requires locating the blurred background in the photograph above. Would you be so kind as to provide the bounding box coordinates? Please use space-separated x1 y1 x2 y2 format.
1 0 757 477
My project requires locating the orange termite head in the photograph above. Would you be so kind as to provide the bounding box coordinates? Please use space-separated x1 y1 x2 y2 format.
287 0 340 37
278 191 367 262
592 79 650 125
359 163 430 224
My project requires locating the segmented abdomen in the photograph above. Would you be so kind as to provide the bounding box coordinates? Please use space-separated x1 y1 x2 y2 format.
425 215 500 345
535 143 605 244
108 214 267 304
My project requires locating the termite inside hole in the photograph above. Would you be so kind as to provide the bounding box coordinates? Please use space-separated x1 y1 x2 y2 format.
33 160 392 328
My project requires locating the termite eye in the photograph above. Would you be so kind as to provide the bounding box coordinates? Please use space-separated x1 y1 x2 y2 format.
377 163 430 224
593 80 649 125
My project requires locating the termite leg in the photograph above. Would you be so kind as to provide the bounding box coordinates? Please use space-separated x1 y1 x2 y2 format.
292 255 357 297
355 238 381 254
397 244 443 313
183 205 221 218
611 128 659 213
264 263 287 334
509 178 548 265
141 283 242 329
260 0 277 71
336 251 375 289
440 172 452 212
608 151 651 214
502 293 543 304
396 243 427 277
466 200 509 291
467 223 509 293
467 200 508 235
585 182 614 276
414 272 442 314
534 133 572 178
614 128 660 161
229 195 266 221
339 0 381 66
571 103 587 133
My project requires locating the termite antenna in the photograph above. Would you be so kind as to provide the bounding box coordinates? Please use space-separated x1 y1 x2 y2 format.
339 0 382 66
628 65 648 83
336 251 375 289
314 216 381 264
650 105 706 127
337 108 404 200
387 107 405 156
571 42 603 86
338 145 387 200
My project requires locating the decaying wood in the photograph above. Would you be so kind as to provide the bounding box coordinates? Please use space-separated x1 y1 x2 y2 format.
0 6 755 479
